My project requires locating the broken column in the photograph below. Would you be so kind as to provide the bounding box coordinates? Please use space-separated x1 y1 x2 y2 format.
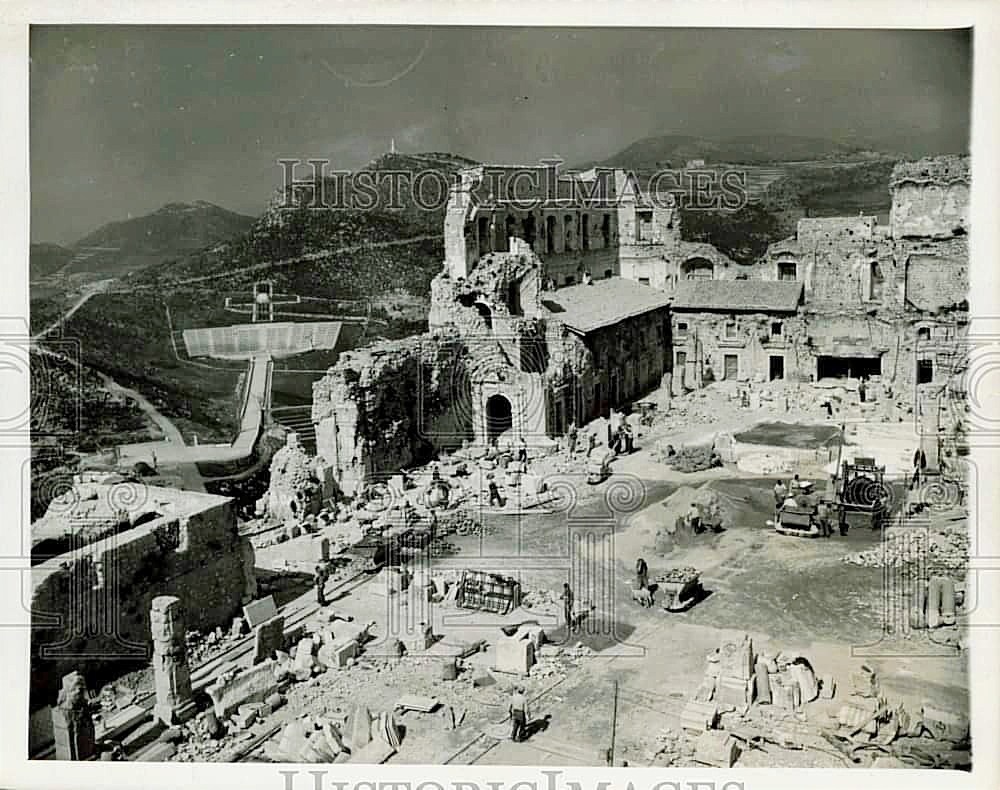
51 671 95 761
150 595 197 725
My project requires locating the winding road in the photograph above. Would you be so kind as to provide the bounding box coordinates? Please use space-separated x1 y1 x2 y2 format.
31 232 440 488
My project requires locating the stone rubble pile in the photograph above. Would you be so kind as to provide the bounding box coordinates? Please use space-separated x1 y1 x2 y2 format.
843 524 968 577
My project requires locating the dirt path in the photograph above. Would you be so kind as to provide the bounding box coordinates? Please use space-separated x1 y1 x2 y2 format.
112 233 444 291
32 279 113 339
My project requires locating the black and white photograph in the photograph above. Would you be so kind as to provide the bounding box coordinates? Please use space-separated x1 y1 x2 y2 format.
4 4 999 788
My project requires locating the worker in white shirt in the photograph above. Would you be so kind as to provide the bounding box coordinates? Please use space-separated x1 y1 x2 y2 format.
509 686 529 742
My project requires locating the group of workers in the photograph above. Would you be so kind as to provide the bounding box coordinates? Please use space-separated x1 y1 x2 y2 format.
772 475 841 537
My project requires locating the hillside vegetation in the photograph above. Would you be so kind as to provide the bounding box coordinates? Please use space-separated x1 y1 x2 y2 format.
30 244 74 280
592 133 885 169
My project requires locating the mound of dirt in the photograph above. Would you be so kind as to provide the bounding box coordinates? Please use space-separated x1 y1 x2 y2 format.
617 483 739 560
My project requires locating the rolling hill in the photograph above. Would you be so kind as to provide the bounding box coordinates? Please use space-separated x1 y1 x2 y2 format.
29 243 74 281
589 133 883 170
33 201 257 282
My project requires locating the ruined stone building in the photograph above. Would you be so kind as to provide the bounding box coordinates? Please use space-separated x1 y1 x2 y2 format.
313 165 676 495
670 280 805 390
310 155 969 496
30 481 255 708
667 155 969 401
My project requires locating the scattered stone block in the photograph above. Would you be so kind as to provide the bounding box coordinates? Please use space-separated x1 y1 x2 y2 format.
344 705 372 751
318 638 358 669
95 703 147 743
263 692 286 715
495 631 535 675
693 731 740 767
277 720 310 758
253 615 286 665
680 700 719 733
395 694 439 713
233 704 260 730
472 671 496 688
122 719 166 753
243 596 279 629
349 738 395 764
207 660 279 720
293 636 318 678
158 726 185 744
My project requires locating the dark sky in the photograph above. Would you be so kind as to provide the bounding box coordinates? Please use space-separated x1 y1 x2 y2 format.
30 26 971 244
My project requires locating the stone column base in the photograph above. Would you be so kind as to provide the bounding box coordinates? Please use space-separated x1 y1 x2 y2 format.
154 699 197 726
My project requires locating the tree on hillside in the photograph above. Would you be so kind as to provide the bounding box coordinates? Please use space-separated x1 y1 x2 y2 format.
680 204 786 265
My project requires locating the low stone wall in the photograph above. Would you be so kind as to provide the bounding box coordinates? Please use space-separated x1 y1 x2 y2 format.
734 441 836 475
30 491 249 709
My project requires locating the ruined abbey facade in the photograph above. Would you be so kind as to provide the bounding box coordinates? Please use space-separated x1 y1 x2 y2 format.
311 155 969 496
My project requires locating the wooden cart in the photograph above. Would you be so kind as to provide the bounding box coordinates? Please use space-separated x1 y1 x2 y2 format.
656 568 703 612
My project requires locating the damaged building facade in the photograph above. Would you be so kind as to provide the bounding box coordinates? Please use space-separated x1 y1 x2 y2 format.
314 165 675 495
311 155 968 496
29 481 255 708
668 155 969 402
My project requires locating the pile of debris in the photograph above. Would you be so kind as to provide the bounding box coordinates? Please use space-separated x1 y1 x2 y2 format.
680 635 834 766
263 704 402 764
821 665 970 769
656 567 700 586
844 524 969 577
185 627 242 666
520 588 561 614
646 728 688 766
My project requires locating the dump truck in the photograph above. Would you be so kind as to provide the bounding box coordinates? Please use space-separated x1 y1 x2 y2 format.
833 457 888 532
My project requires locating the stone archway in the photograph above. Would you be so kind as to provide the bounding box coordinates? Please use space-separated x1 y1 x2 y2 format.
485 394 513 443
681 257 714 280
473 301 493 329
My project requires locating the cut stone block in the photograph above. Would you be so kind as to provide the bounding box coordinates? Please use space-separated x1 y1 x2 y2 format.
243 596 279 629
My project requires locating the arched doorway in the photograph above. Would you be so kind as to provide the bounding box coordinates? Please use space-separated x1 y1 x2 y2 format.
485 394 513 443
474 302 492 329
681 257 714 280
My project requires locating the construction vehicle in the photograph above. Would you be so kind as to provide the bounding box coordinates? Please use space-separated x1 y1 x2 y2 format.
770 503 822 537
832 457 888 532
587 447 614 485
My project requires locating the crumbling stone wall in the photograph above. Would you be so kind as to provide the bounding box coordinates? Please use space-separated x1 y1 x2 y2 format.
899 236 969 311
262 432 323 522
29 492 245 708
672 311 807 386
312 331 472 496
890 155 970 239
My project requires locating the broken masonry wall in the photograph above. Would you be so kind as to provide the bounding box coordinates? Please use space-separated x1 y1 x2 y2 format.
890 155 970 240
671 311 808 387
615 190 680 290
763 218 967 314
445 166 624 281
891 182 969 239
312 332 473 497
29 496 244 710
431 249 545 329
898 236 969 312
263 433 324 522
565 305 670 423
543 246 619 287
